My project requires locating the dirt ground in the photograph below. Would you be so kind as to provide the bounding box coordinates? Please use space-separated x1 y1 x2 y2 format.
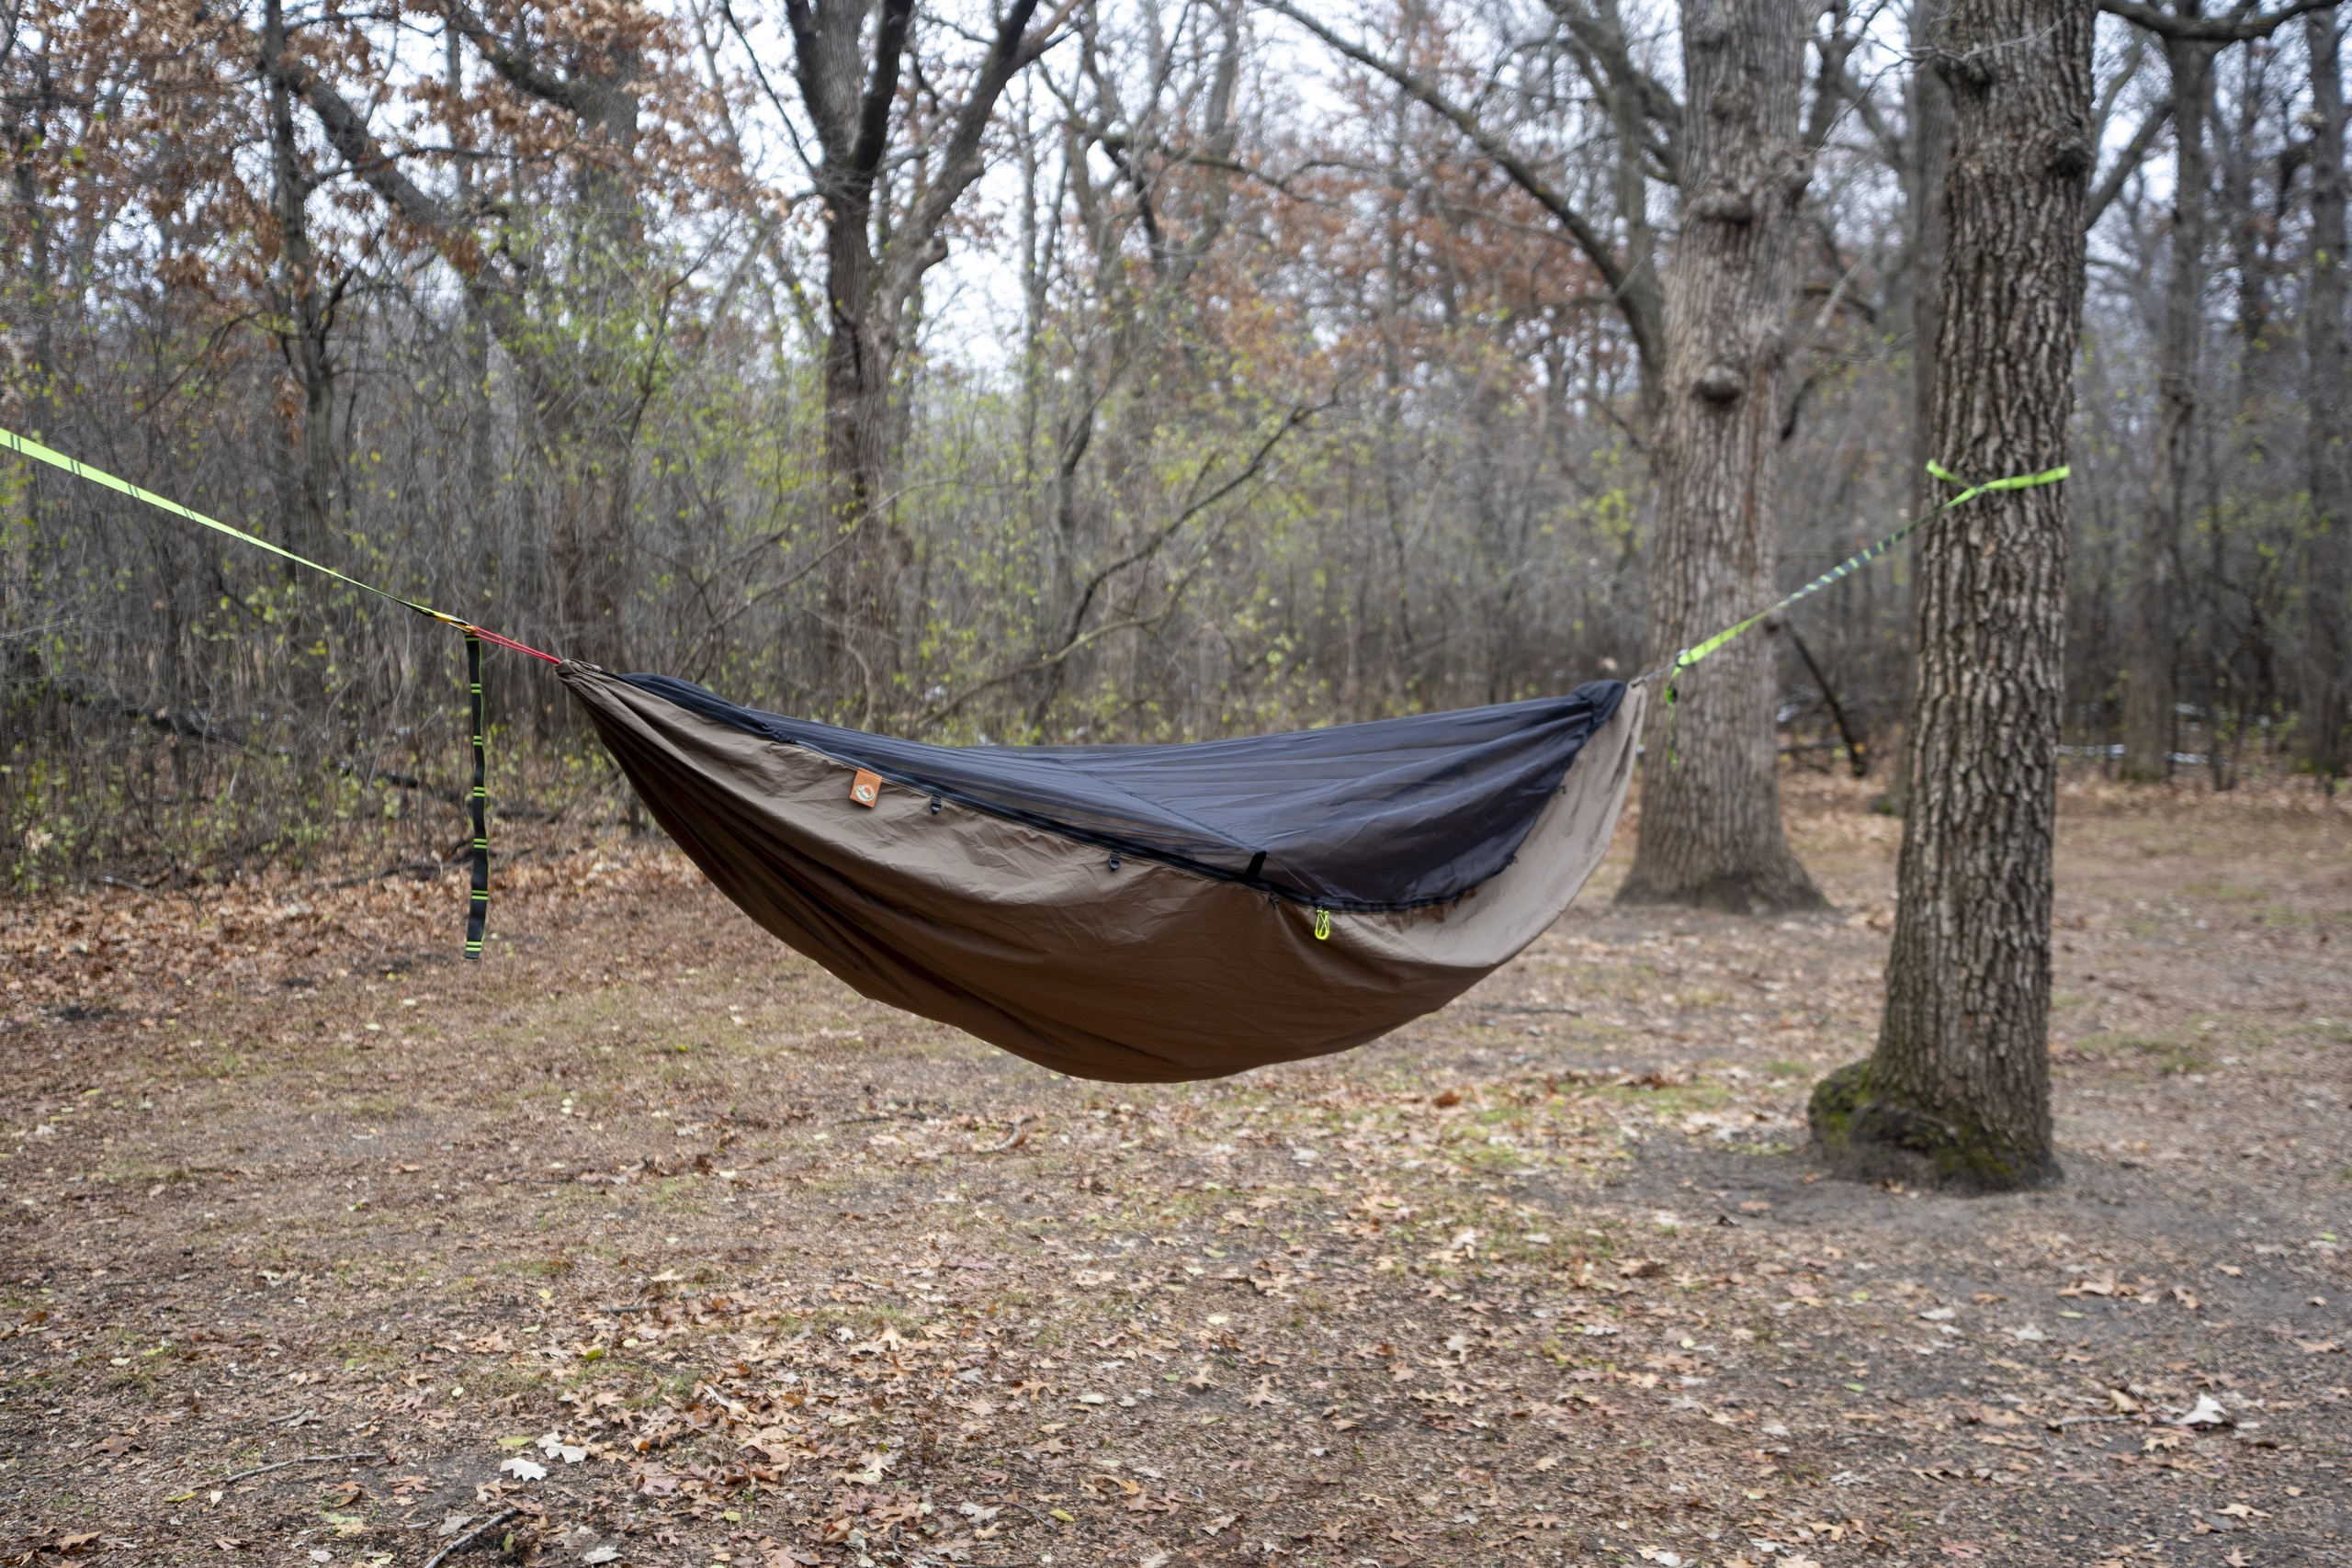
2 767 2346 1568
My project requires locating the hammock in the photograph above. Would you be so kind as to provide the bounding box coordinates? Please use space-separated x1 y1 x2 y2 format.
0 426 2059 1085
562 664 1642 1082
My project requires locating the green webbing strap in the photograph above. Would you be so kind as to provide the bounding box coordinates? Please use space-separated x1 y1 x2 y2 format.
465 630 490 960
0 424 561 959
1652 460 2071 696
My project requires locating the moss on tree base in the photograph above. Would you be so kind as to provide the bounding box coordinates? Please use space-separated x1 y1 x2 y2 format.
1806 1061 2061 1192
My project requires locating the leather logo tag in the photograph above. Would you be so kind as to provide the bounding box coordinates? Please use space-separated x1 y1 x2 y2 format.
850 769 883 807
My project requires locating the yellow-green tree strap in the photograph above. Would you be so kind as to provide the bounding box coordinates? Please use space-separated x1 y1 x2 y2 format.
0 425 463 629
0 424 563 665
1661 461 2070 685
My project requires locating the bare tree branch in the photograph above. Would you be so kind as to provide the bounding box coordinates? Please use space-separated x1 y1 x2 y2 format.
2086 96 2174 229
1261 0 1630 302
2094 0 2339 44
435 1 596 119
920 400 1324 727
278 56 461 236
880 0 1072 316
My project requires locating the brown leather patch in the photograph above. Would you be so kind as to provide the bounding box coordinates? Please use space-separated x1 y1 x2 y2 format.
850 769 883 808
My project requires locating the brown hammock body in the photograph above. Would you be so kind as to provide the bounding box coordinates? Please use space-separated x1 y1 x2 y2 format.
562 663 1644 1083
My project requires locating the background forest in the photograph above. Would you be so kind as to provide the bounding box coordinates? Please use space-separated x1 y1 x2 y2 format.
0 0 2344 887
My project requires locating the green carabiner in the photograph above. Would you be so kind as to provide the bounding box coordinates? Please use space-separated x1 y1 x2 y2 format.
1313 908 1332 941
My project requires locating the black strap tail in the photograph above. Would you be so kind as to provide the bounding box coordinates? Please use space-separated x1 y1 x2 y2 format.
465 629 489 959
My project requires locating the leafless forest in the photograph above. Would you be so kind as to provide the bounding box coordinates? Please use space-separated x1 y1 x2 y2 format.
1 0 2346 887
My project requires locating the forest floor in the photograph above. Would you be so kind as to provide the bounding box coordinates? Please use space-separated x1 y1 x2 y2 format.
0 766 2347 1568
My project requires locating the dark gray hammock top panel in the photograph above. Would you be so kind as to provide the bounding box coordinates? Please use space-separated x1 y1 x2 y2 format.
619 674 1627 910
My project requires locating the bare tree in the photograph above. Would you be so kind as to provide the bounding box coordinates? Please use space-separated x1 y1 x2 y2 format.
259 0 345 565
2310 10 2351 783
1614 0 1826 913
272 0 703 671
2098 0 2337 780
728 0 1066 723
1266 0 1670 405
1810 0 2096 1190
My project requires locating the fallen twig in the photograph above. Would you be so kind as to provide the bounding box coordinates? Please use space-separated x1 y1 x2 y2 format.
2048 1415 2133 1429
980 1115 1036 1155
220 1451 383 1484
324 860 441 891
423 1507 520 1568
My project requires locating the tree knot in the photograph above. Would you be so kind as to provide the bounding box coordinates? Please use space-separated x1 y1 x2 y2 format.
1693 364 1746 404
1690 189 1755 226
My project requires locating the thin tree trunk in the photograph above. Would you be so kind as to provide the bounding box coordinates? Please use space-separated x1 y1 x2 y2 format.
1810 0 2093 1190
1905 0 1952 507
2309 12 2351 786
263 0 335 564
7 40 58 423
1618 0 1825 914
820 208 901 723
1872 0 1954 817
1590 0 1668 430
2122 29 2214 782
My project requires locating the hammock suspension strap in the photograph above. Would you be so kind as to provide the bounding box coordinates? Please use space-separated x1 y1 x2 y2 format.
1647 460 2071 764
466 629 491 959
0 424 560 959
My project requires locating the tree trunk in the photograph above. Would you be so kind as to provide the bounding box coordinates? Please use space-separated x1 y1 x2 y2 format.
2121 29 2213 783
2309 13 2351 787
780 0 1046 727
820 199 903 725
1618 0 1825 914
1810 0 2092 1190
263 0 335 564
1871 0 1955 818
1590 0 1668 428
7 40 58 422
1907 0 1953 522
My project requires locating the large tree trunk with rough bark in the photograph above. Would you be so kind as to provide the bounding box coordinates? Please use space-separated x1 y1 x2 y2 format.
2309 13 2352 788
2121 30 2214 783
1809 0 2092 1190
1617 0 1825 914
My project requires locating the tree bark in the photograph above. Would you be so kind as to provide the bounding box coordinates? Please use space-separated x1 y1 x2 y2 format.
1809 0 2093 1190
1616 0 1826 914
2121 26 2215 782
2310 13 2352 785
